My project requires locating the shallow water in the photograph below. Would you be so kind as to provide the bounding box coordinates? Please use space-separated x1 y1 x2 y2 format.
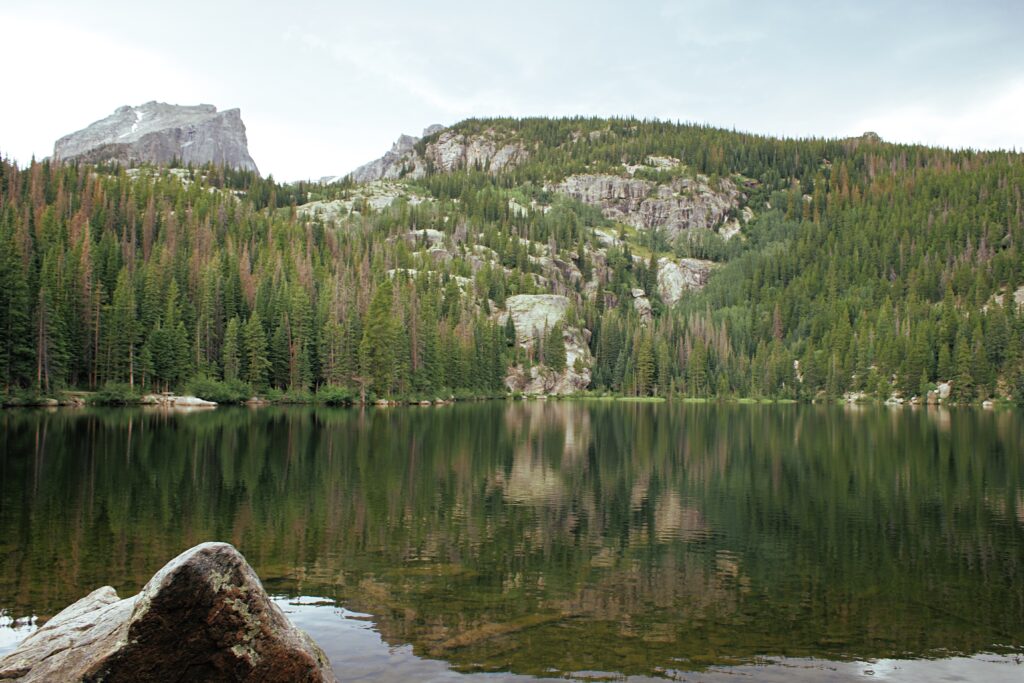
0 402 1022 680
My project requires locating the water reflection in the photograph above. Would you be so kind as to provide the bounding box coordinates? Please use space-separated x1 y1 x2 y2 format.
0 403 1022 677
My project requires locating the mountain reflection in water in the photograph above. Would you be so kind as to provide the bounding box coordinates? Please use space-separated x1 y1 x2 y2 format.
0 402 1021 679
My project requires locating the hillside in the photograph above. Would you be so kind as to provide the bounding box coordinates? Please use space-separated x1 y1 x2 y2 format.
2 117 1023 404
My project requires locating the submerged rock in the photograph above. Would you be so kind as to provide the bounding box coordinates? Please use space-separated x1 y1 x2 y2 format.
0 542 336 682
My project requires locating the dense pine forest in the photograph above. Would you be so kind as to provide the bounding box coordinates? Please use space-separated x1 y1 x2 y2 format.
2 117 1023 404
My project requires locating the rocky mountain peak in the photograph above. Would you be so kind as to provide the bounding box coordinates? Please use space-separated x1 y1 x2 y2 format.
53 101 259 173
339 124 445 184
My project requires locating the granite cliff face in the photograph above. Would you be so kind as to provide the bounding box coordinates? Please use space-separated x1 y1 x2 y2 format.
552 172 742 240
341 124 445 183
54 101 259 173
341 125 528 183
501 295 592 394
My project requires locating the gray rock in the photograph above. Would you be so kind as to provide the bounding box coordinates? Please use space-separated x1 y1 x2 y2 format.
553 173 741 240
342 126 528 183
0 542 335 682
342 125 445 184
631 288 653 324
140 393 217 407
504 294 569 346
54 101 258 173
657 257 717 306
505 325 593 395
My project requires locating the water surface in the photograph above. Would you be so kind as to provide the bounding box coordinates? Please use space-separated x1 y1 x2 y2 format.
0 403 1021 680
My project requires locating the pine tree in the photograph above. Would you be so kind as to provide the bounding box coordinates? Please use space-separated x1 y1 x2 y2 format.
635 332 655 395
222 316 242 382
244 311 271 391
0 213 34 390
545 322 566 372
951 330 974 403
360 280 397 397
108 269 139 387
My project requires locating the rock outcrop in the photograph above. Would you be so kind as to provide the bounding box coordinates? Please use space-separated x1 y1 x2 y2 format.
553 173 742 240
297 181 431 221
54 101 259 173
340 126 528 183
631 288 653 324
422 129 528 174
0 542 335 682
504 294 569 345
501 295 592 394
340 124 445 184
657 257 717 306
140 393 217 408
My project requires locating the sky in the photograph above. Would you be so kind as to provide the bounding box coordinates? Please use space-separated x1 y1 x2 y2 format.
1 0 1022 181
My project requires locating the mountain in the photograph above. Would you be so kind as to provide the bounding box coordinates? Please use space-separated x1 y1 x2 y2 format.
325 124 446 184
2 116 1022 405
53 101 259 173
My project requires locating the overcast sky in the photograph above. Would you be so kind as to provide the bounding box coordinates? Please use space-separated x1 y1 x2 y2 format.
2 0 1022 181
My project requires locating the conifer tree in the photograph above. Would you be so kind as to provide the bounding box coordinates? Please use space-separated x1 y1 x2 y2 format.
360 279 397 396
244 312 271 391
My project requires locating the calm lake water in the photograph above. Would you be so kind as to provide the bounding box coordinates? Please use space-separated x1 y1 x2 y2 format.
1 402 1022 681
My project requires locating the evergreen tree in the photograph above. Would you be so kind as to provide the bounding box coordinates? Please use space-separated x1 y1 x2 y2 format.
244 312 271 390
222 316 242 382
360 279 397 396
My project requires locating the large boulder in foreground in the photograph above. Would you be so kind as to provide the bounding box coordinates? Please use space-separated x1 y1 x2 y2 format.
0 542 335 682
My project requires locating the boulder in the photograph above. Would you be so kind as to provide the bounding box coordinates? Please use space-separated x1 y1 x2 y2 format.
140 394 217 407
631 288 653 324
0 542 335 682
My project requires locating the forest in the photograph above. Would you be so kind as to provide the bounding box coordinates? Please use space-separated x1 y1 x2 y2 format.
2 117 1023 404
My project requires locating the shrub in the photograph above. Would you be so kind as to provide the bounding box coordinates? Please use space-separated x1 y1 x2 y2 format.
318 385 356 406
92 382 140 406
186 375 251 404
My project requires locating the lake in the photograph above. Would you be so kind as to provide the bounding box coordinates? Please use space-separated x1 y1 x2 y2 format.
0 402 1022 681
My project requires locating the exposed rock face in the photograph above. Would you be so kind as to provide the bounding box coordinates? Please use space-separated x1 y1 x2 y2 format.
54 102 259 173
504 294 569 345
342 125 444 183
631 288 653 324
423 129 528 174
553 174 742 240
0 542 335 682
342 126 527 183
297 181 431 220
505 326 593 395
657 257 717 306
501 295 591 394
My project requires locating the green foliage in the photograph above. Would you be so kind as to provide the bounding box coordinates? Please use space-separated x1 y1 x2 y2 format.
186 375 251 404
92 382 140 405
317 384 357 405
2 117 1022 402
